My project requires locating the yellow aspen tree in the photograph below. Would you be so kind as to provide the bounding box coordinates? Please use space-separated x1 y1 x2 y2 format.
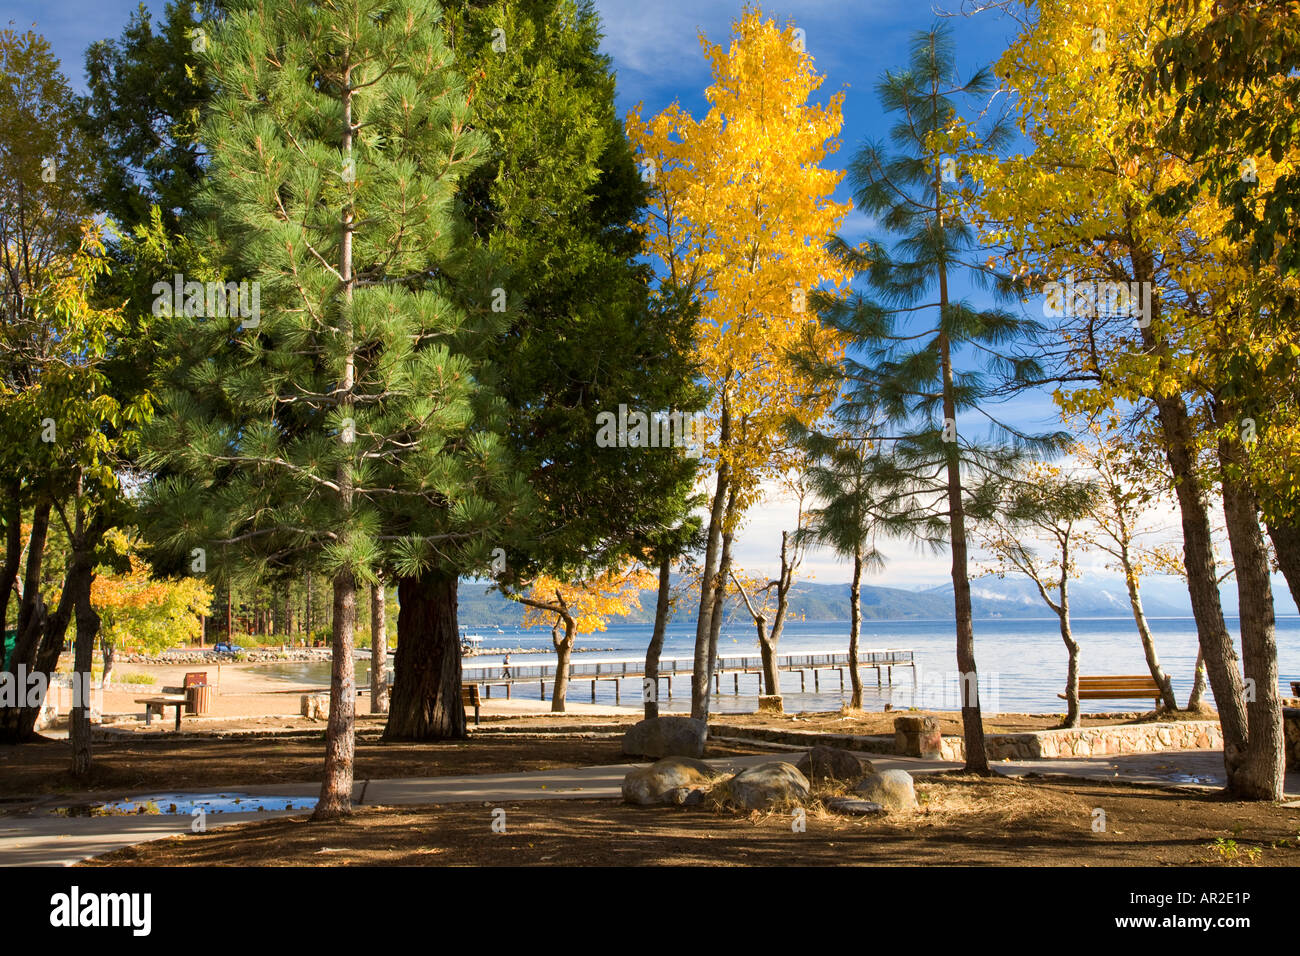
515 563 656 712
965 0 1296 797
627 7 852 718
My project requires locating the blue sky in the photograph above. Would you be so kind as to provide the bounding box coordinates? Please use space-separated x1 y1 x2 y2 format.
10 0 1071 585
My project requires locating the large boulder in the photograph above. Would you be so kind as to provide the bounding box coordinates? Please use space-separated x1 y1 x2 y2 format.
721 761 810 811
622 757 719 806
794 746 873 784
853 769 917 811
622 716 708 758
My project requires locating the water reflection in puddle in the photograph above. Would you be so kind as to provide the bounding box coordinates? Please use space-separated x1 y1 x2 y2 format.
57 793 316 816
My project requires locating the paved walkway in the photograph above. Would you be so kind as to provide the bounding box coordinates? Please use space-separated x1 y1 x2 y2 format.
3 749 1296 866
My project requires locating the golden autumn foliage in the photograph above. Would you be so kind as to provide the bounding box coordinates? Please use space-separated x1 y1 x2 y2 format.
519 563 656 638
626 7 854 513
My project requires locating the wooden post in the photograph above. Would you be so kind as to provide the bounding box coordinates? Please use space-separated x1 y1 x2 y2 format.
666 675 672 698
614 680 620 705
814 669 819 692
540 680 545 700
800 670 805 692
734 673 739 694
839 667 844 690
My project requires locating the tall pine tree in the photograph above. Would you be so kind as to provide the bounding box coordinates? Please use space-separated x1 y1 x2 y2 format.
142 0 513 817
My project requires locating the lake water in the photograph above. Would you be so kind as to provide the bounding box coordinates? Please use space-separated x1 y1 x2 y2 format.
258 615 1300 715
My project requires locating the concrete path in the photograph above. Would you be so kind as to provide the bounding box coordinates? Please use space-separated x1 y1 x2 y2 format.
4 748 1296 867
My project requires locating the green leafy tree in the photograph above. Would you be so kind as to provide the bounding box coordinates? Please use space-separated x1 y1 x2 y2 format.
382 0 703 739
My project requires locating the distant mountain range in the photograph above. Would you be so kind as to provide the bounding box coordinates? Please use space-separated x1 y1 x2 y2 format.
455 573 1299 627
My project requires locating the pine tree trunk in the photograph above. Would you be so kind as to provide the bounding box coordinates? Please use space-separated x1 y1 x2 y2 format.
313 570 356 819
384 571 465 741
644 555 671 720
370 582 387 714
849 550 863 709
1219 452 1284 800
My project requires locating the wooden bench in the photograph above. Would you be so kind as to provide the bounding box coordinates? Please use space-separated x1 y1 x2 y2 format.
135 695 188 731
1060 675 1163 710
462 683 481 726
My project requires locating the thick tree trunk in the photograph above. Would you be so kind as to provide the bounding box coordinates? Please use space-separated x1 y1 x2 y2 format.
1120 556 1178 711
1267 516 1300 612
644 555 671 719
849 551 863 709
370 582 387 714
1219 453 1284 800
313 569 356 819
384 571 465 741
69 551 100 778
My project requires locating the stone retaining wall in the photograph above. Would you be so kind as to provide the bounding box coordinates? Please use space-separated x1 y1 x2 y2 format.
710 720 1223 762
937 720 1222 762
1284 708 1300 772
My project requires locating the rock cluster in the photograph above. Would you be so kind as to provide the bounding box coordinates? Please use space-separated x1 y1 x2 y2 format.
622 747 916 817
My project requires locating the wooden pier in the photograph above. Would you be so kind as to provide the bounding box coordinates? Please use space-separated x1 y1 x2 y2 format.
455 649 916 703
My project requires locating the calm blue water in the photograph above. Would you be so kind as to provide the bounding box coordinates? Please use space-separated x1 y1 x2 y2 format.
263 615 1300 715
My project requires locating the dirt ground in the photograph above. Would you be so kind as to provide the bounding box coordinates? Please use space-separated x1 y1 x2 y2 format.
82 774 1300 867
0 735 766 799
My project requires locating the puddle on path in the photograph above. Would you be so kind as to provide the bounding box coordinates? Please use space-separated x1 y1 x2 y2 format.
53 793 316 816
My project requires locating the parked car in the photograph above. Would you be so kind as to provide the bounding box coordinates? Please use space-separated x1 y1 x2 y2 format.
214 642 244 654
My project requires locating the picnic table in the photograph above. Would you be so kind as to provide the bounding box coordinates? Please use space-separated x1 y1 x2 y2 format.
135 695 188 731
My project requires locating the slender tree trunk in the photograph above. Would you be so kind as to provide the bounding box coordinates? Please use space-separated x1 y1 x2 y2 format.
314 77 359 822
1188 647 1208 709
692 403 730 718
644 554 671 719
384 571 465 740
552 617 576 713
304 571 313 640
704 490 738 705
1119 550 1178 711
934 135 988 772
1266 516 1300 612
69 546 100 778
849 550 863 709
1219 442 1284 800
1059 575 1080 729
370 582 387 714
100 636 115 689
